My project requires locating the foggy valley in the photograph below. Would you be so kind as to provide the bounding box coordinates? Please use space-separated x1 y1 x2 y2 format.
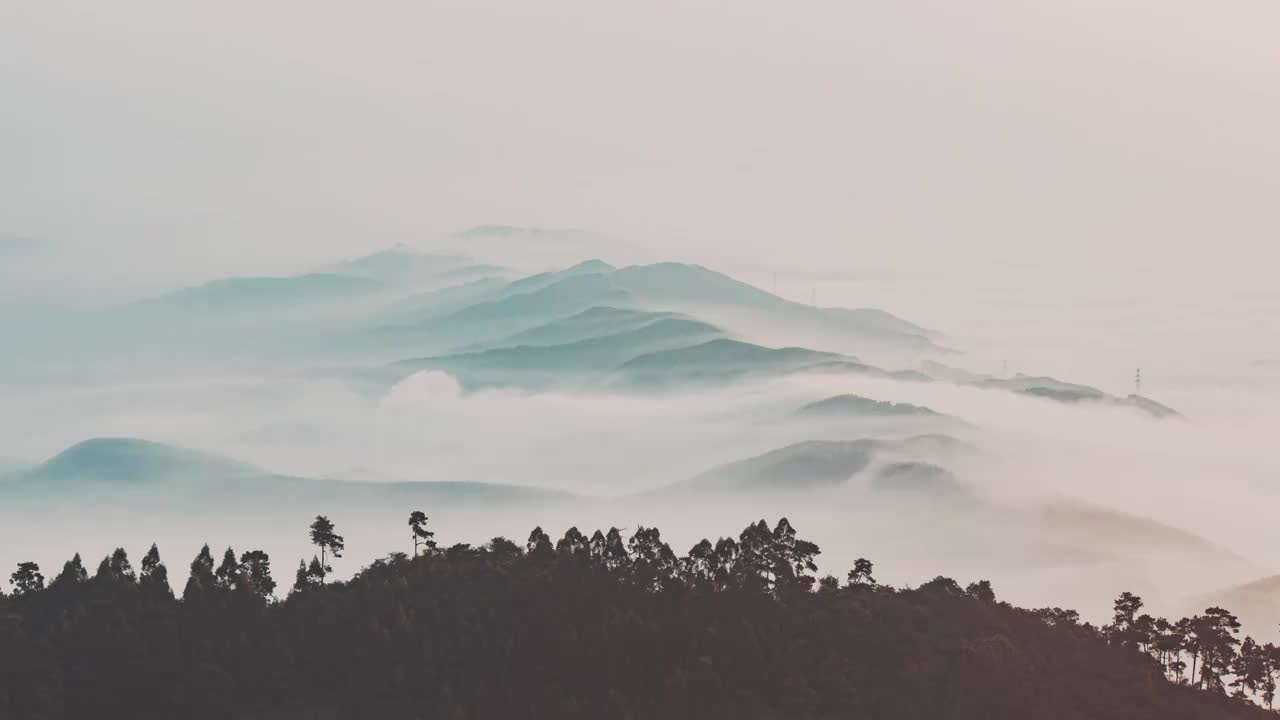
5 233 1280 634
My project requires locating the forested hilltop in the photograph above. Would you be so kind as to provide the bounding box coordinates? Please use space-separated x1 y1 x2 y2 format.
2 515 1274 720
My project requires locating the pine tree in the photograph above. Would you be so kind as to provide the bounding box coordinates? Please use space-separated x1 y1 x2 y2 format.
9 562 44 596
140 543 171 596
215 547 241 590
1108 592 1145 649
239 550 276 600
848 558 876 588
292 559 310 594
1193 607 1242 692
184 544 216 600
292 556 326 593
408 511 436 557
52 553 88 587
309 516 345 579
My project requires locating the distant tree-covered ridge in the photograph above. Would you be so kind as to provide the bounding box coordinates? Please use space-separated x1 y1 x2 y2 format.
1 513 1273 719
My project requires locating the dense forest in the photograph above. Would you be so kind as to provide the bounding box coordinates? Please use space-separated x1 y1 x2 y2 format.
2 514 1275 719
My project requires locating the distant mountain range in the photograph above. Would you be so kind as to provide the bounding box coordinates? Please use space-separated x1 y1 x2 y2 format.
328 246 501 286
87 237 1181 419
470 306 688 351
388 317 723 390
922 362 1181 419
675 439 884 493
10 435 975 510
159 273 384 310
615 339 870 388
368 259 936 358
0 438 572 509
658 436 969 499
798 394 941 418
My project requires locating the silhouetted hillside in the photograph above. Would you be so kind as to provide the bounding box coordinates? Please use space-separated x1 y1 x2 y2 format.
617 339 869 387
798 393 940 418
1 516 1271 720
390 318 723 389
329 247 481 285
160 273 383 309
473 306 687 350
675 439 883 492
0 439 575 510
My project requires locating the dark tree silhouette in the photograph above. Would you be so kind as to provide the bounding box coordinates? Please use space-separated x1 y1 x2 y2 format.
627 526 678 592
967 580 996 603
408 510 436 557
215 547 240 590
1232 637 1269 701
736 519 774 591
52 553 87 587
112 548 135 581
140 543 171 596
526 526 553 557
920 576 966 595
770 517 819 592
185 544 216 600
556 526 590 557
9 562 43 596
96 548 135 583
681 538 717 589
712 537 740 590
293 556 326 593
1108 591 1145 649
1192 607 1242 692
848 557 876 588
309 516 345 578
601 527 630 573
292 559 309 594
486 536 523 561
239 550 276 600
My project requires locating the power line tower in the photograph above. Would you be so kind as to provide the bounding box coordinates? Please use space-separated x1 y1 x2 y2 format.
1134 368 1142 396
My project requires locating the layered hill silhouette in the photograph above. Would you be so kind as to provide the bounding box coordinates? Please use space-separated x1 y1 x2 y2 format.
389 318 723 389
88 243 1185 418
468 306 688 350
361 257 936 359
158 273 384 310
675 439 885 493
615 339 871 387
923 362 1181 419
661 436 968 499
0 438 571 509
798 394 941 418
328 246 501 286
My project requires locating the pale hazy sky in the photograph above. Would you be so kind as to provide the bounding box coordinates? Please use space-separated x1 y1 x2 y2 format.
4 1 1277 284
